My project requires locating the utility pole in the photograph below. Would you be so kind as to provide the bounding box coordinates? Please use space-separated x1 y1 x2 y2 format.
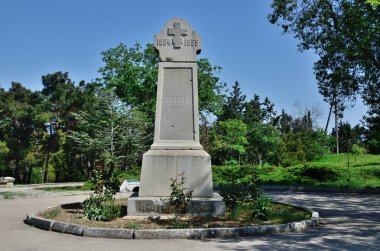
334 94 339 154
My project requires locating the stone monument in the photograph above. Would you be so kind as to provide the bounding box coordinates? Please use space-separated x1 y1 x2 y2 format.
127 18 224 216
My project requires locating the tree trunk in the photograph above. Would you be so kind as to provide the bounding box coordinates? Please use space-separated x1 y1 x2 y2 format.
325 102 333 134
27 166 33 184
43 150 50 183
14 158 21 183
108 162 115 177
335 97 339 154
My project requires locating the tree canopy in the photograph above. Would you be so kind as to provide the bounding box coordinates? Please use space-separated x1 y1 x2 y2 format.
269 0 379 152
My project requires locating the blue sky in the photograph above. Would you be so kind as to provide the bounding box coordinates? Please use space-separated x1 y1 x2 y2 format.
0 0 366 130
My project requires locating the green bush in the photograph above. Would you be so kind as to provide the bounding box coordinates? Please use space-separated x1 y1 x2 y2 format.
213 165 256 184
219 171 263 219
30 167 43 184
114 167 141 181
89 170 120 195
300 164 340 182
251 195 272 220
82 193 120 221
269 207 309 224
169 171 192 219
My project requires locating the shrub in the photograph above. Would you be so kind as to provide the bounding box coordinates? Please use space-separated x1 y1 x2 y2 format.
219 171 263 219
82 193 120 221
30 167 43 184
300 164 340 182
169 171 192 219
252 195 272 220
219 183 248 218
89 170 120 195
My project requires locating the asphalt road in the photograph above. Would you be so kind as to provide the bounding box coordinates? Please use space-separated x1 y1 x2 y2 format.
0 187 379 251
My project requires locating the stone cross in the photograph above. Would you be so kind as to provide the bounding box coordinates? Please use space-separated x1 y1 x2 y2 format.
167 22 187 48
154 18 201 62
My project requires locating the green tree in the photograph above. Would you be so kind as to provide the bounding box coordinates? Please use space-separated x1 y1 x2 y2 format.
69 88 150 176
246 123 280 165
218 81 246 121
0 141 9 176
279 130 330 167
0 83 43 182
209 119 248 165
98 43 225 119
331 122 365 153
243 94 277 126
269 0 380 146
41 71 83 182
367 0 380 6
277 109 293 135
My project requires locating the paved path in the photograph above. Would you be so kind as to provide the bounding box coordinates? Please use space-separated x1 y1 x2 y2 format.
0 188 379 250
0 182 86 199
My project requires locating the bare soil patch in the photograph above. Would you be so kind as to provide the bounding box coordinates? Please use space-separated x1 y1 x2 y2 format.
37 199 311 230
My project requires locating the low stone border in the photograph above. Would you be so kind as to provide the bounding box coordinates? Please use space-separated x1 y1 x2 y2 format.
262 185 380 194
25 202 319 239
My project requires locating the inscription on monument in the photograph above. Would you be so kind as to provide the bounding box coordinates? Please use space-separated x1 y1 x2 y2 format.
159 68 194 141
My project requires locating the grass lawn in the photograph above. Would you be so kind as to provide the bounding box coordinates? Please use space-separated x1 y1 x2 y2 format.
212 154 380 189
0 191 28 199
35 186 91 192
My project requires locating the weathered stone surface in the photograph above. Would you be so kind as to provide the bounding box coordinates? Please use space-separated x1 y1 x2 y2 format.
83 227 134 239
29 217 53 231
51 221 84 236
154 18 201 62
150 62 202 150
134 229 193 239
187 195 225 216
139 150 213 197
127 193 224 216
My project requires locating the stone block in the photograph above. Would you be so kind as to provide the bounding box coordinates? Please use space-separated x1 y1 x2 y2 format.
29 217 53 231
139 150 213 198
83 227 134 239
127 193 225 217
51 221 84 236
154 19 201 62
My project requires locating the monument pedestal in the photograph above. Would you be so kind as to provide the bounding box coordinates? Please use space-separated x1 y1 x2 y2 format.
139 150 213 198
127 150 225 216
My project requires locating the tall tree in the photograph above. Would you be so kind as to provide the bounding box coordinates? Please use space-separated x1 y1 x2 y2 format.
269 0 380 142
97 43 225 119
278 109 293 134
209 119 248 165
41 71 83 182
1 83 36 182
219 81 246 121
69 88 150 176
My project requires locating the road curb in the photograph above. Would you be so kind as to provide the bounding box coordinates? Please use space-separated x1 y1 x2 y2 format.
25 202 319 239
262 185 380 194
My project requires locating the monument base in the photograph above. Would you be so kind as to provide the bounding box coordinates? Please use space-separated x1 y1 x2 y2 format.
127 193 225 217
138 149 214 198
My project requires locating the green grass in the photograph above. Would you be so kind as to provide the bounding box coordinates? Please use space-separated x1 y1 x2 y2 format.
0 191 28 199
79 154 380 190
212 154 380 189
36 186 91 192
41 207 61 219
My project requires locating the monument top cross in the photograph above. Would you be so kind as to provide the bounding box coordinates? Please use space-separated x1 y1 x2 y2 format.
155 18 202 62
167 22 187 48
